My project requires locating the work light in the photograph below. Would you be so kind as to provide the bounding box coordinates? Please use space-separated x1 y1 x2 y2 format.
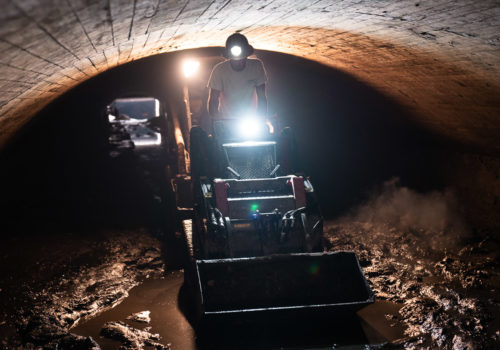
182 59 200 78
239 117 264 139
230 45 242 58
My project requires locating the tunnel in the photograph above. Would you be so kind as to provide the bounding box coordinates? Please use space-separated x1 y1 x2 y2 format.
0 1 499 349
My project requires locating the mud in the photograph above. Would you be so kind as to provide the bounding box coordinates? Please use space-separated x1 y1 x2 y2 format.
0 229 164 349
325 180 500 349
72 274 196 350
126 311 151 324
100 321 169 349
1 180 498 349
72 271 401 349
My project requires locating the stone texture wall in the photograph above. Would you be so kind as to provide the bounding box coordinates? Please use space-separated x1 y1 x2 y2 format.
0 0 499 153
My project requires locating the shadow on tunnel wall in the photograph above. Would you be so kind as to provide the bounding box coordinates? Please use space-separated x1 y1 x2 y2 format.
0 48 445 235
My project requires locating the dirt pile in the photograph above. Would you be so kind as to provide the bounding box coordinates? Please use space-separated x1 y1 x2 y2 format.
0 229 164 349
327 179 499 349
100 321 169 349
126 311 151 324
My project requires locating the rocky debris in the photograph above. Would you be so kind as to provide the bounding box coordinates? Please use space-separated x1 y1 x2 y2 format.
3 229 164 348
326 220 499 349
100 321 169 349
21 325 101 350
127 310 151 324
57 333 102 350
324 180 500 349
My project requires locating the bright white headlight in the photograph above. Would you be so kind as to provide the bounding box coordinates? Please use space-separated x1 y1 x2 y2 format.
239 118 262 138
230 45 242 57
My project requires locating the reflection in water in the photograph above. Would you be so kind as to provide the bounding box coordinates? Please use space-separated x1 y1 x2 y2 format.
73 271 404 349
73 271 194 349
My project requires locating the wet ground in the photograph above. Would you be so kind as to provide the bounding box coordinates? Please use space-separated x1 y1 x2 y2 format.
72 273 194 350
326 221 500 349
0 228 165 349
72 270 405 349
1 207 498 349
1 132 498 349
1 145 499 349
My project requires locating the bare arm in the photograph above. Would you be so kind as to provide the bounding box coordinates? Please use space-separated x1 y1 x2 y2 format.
256 84 267 118
208 88 221 118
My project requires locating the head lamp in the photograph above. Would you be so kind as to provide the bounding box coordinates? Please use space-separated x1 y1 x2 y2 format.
230 45 242 58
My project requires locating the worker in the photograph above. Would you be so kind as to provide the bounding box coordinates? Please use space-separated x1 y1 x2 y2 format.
207 33 268 120
193 33 267 176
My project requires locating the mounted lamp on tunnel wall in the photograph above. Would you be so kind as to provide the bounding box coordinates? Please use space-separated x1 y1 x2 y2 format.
181 59 200 149
182 59 200 79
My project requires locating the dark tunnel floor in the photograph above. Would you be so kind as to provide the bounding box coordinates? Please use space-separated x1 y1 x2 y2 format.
71 270 404 350
0 219 498 349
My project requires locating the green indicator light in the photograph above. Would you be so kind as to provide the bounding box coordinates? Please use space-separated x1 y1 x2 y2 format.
251 204 259 211
309 263 320 275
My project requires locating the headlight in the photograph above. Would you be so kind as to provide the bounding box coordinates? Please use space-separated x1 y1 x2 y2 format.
230 45 242 58
238 117 264 139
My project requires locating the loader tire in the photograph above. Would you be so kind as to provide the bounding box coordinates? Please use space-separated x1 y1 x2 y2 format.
181 221 197 289
190 126 209 178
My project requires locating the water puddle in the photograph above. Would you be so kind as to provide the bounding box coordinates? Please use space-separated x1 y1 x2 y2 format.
357 299 406 343
72 271 194 349
73 270 405 349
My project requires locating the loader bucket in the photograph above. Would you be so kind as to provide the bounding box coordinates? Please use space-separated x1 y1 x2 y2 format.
195 251 374 316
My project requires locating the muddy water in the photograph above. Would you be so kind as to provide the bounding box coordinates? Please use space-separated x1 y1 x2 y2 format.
73 271 195 349
73 270 405 349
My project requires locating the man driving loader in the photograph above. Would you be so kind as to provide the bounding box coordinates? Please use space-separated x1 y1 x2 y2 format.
185 35 374 322
207 33 268 120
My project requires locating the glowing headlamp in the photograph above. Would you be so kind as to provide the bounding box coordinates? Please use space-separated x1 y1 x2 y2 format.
230 45 242 58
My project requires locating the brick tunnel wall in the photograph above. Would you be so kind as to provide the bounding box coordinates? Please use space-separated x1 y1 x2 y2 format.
0 0 499 228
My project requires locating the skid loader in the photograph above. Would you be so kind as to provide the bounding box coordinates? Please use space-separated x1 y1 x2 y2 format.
182 118 373 324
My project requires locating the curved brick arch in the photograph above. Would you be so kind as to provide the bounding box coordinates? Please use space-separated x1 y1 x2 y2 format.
0 0 499 153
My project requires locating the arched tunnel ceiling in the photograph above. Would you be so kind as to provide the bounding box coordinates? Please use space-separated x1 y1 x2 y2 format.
0 0 499 152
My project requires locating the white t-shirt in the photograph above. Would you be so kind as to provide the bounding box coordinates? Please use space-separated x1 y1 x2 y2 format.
207 58 267 117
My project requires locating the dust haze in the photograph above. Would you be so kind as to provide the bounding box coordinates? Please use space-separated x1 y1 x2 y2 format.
325 179 497 349
337 178 468 250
